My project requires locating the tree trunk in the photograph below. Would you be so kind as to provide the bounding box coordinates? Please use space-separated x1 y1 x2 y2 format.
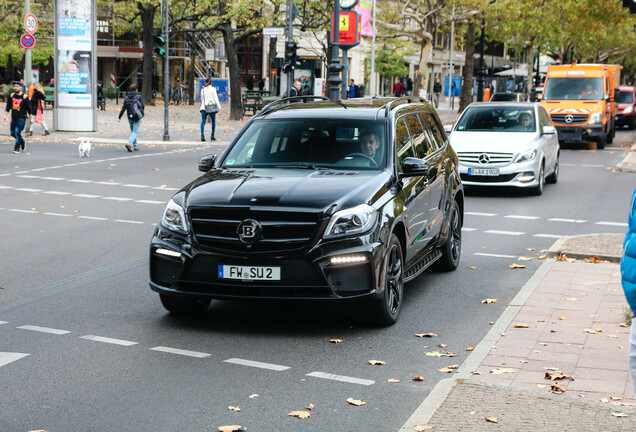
189 29 196 105
414 39 432 98
459 20 476 113
140 3 156 104
220 22 243 120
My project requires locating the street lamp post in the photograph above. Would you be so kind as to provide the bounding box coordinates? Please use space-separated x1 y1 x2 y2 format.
476 18 486 102
327 0 343 101
162 0 170 141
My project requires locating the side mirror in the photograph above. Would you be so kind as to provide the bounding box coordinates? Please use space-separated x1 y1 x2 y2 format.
400 157 428 178
198 154 217 172
443 124 453 133
542 125 556 135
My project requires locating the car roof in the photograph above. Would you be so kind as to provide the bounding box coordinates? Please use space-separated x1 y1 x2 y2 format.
619 85 635 92
465 102 540 110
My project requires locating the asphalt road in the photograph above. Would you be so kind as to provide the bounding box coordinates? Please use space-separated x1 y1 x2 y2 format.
1 128 634 432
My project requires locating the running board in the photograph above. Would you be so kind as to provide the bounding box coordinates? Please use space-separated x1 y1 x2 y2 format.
404 249 442 283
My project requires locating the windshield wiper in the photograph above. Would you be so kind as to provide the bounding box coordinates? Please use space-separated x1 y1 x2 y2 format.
271 164 328 170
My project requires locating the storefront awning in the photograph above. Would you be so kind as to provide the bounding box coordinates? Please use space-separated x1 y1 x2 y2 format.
97 45 119 58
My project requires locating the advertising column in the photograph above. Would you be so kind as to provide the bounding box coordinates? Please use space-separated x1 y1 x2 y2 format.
54 0 96 131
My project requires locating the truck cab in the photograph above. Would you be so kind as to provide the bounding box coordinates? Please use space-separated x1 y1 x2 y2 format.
541 64 621 149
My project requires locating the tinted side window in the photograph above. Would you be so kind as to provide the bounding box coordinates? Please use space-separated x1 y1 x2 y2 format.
538 107 551 128
405 114 431 159
420 113 445 151
395 117 414 170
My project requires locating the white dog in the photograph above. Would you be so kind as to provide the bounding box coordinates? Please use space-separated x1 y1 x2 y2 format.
78 138 92 158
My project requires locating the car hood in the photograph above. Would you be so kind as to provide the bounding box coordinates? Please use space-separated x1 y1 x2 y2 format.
182 168 392 212
449 131 538 154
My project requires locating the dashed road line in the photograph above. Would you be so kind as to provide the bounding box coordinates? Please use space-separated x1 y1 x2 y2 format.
102 197 134 201
151 346 211 358
78 216 108 221
533 233 566 239
466 212 497 217
306 371 375 386
42 191 72 195
134 200 164 204
8 209 36 213
17 325 71 335
462 227 477 231
548 218 587 223
68 179 93 183
123 184 150 188
0 352 29 368
95 182 122 186
73 194 102 198
114 219 145 224
43 212 72 217
473 253 518 258
596 221 628 227
80 335 138 346
0 321 9 325
224 358 291 371
484 230 525 236
15 188 43 192
505 215 541 220
41 177 65 181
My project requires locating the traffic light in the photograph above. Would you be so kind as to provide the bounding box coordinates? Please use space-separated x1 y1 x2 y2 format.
154 34 166 57
285 41 297 65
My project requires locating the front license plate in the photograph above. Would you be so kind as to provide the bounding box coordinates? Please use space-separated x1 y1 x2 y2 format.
218 265 281 281
468 168 499 176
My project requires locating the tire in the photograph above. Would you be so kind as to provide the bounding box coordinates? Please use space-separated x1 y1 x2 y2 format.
433 200 462 271
596 133 606 150
370 233 404 326
607 122 614 144
531 163 544 196
629 118 636 131
160 294 211 315
546 153 559 184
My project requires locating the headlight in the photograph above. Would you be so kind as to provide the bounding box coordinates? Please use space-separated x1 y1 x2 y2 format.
624 105 634 114
160 199 188 233
589 112 602 124
324 204 378 239
514 149 537 163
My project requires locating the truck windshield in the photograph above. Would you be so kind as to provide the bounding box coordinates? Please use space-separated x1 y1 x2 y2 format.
543 77 604 101
617 91 634 104
222 119 386 170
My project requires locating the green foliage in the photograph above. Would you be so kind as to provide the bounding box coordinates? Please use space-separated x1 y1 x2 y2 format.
375 43 410 78
103 86 118 99
0 0 54 68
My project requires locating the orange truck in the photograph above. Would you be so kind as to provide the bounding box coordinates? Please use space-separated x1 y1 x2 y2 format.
541 64 622 149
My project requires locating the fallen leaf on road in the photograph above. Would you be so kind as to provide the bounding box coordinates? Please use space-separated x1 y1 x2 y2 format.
439 365 459 373
526 248 536 251
565 297 578 302
490 368 516 374
485 417 498 423
415 333 437 338
159 184 167 188
249 394 259 399
217 426 245 432
557 254 576 262
612 412 629 418
288 411 310 419
620 323 628 328
584 256 602 263
600 398 610 403
517 256 532 261
544 367 560 371
228 406 241 412
306 403 315 410
594 328 603 333
545 372 575 381
369 360 386 365
414 426 434 431
608 334 619 338
425 351 445 357
557 317 566 320
388 379 400 383
539 342 548 346
550 382 565 394
508 263 526 269
489 322 495 325
610 396 622 401
466 345 475 351
520 360 529 364
584 329 598 334
153 168 159 171
439 343 448 348
538 255 547 260
469 266 476 270
413 376 425 381
514 323 529 328
329 339 343 343
481 299 498 304
346 398 366 406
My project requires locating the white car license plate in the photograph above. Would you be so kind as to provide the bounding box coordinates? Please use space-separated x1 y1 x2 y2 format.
218 265 281 281
468 168 499 176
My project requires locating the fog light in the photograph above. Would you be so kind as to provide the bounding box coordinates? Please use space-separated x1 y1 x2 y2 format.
518 172 535 182
330 255 367 265
156 248 182 258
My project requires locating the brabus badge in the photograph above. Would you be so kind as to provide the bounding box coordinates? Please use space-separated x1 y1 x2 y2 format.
237 219 262 244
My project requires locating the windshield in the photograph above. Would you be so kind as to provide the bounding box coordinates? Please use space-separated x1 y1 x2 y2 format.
222 119 386 170
490 93 518 102
543 77 604 101
617 91 634 104
455 106 536 132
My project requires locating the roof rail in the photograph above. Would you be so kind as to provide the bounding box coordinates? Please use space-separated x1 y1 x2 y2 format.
258 96 330 117
383 96 428 117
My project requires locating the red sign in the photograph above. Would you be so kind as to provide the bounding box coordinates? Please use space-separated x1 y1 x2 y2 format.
330 11 361 49
20 33 36 49
24 13 38 34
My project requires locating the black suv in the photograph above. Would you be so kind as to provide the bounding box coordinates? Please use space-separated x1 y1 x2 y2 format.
150 96 463 325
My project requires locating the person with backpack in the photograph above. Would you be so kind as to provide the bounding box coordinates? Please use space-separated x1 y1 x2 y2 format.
26 82 50 137
3 81 31 153
117 83 144 152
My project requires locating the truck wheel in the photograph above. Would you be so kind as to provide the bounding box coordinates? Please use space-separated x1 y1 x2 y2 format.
607 123 614 144
596 134 606 150
630 118 636 130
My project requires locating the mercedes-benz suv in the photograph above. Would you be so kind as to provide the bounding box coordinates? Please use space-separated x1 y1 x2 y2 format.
149 96 464 325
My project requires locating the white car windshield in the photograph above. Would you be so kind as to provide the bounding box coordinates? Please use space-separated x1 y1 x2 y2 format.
222 119 386 170
455 107 536 132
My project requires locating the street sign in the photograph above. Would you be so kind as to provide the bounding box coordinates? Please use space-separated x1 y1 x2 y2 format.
330 11 361 49
20 33 36 49
263 27 285 36
24 13 38 34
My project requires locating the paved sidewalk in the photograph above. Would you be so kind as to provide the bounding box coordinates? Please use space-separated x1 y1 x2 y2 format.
400 234 636 431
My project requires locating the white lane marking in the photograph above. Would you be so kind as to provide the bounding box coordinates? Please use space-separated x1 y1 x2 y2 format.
151 346 211 358
9 209 36 213
103 197 134 201
16 175 40 179
474 253 518 258
73 194 102 198
42 191 72 195
0 173 10 177
78 216 108 221
0 352 30 368
80 335 138 346
465 212 497 217
41 177 65 181
123 184 150 188
47 166 63 169
560 163 577 166
14 171 30 174
95 182 121 186
0 186 14 189
224 358 290 371
484 230 525 236
17 325 71 335
533 233 566 239
15 188 43 192
152 187 180 191
114 219 145 224
63 163 78 167
306 371 375 386
31 168 47 171
596 221 628 227
548 218 587 223
505 215 541 220
462 227 477 231
135 200 165 204
43 213 72 217
581 164 604 167
68 179 93 183
0 321 8 324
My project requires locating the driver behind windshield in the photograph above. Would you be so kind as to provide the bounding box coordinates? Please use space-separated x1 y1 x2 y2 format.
360 129 380 157
518 112 534 131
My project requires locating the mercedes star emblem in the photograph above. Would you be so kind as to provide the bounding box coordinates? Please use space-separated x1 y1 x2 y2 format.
565 114 574 123
478 153 490 164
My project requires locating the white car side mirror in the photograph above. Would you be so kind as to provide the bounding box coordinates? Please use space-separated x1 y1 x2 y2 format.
443 124 453 133
542 125 556 135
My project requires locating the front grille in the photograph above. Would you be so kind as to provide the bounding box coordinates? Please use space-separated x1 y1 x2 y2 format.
189 206 324 253
457 152 513 165
551 114 588 125
460 173 519 183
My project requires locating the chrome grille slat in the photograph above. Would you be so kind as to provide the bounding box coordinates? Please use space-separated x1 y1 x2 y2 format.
551 114 588 124
456 152 514 165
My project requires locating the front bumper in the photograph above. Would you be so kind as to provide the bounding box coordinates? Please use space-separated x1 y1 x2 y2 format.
554 124 604 142
616 113 635 127
149 228 385 301
458 159 541 188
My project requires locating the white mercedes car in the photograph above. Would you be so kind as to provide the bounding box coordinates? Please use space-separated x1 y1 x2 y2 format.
445 102 559 195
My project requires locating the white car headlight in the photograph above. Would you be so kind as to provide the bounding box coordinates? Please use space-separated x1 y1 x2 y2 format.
514 149 537 163
589 112 602 124
161 199 188 233
324 204 378 239
624 105 634 114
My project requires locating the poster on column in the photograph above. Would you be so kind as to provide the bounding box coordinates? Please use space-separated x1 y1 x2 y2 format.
56 0 93 108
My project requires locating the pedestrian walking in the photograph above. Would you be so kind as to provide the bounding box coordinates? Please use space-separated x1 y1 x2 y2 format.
348 79 359 99
393 79 404 97
117 83 144 152
406 77 413 96
283 80 302 98
26 82 50 137
199 77 221 141
433 78 442 108
621 187 636 399
3 81 31 153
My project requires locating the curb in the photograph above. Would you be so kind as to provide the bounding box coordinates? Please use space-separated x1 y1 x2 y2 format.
617 144 636 173
548 234 623 263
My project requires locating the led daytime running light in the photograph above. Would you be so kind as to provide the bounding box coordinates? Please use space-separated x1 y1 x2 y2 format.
330 255 367 265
